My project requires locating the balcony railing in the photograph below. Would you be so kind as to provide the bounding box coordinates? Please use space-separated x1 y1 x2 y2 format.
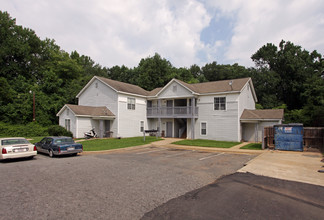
147 106 198 118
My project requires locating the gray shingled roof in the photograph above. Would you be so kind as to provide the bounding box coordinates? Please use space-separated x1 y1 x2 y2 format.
178 78 251 94
66 104 115 117
97 77 149 96
95 76 251 96
241 109 284 120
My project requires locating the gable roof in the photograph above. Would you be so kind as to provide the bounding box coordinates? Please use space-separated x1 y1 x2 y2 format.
57 104 115 118
76 76 150 98
77 76 256 100
179 78 251 94
240 109 284 120
96 76 149 96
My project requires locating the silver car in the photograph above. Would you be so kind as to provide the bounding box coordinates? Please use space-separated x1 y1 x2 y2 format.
0 137 37 160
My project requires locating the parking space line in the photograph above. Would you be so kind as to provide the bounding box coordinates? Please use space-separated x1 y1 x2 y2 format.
199 152 225 161
165 150 195 158
136 149 166 155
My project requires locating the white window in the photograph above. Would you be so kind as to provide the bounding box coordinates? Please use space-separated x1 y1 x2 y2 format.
65 119 71 131
127 97 135 110
214 97 226 110
201 122 207 136
140 121 144 132
66 108 69 116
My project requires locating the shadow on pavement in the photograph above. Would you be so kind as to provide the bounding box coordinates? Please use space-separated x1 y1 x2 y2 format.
142 172 324 220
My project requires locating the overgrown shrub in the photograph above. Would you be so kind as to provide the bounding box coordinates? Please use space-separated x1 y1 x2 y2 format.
47 125 73 137
0 122 48 137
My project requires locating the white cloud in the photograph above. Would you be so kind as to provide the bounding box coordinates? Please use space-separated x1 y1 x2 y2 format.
204 0 324 66
1 0 211 68
1 0 324 68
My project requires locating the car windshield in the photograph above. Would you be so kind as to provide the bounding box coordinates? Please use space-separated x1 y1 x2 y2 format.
54 138 74 144
1 139 30 145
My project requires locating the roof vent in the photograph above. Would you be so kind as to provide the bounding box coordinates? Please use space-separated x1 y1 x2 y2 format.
229 80 233 90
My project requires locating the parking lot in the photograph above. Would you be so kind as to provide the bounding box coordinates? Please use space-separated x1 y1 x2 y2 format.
0 146 255 220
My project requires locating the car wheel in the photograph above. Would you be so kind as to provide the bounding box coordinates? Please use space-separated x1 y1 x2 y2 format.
49 150 54 158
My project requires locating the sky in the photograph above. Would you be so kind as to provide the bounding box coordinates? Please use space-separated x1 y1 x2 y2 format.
2 0 324 68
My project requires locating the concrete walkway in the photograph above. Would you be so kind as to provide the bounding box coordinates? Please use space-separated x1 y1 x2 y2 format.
151 138 262 155
153 138 324 187
238 150 324 187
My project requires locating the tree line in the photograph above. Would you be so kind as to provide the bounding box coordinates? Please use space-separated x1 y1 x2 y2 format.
0 11 323 127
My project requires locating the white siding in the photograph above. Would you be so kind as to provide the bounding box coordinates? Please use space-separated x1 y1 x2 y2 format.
158 81 193 99
242 123 256 142
117 94 147 137
195 94 240 142
58 108 77 138
237 82 256 140
78 78 118 115
76 117 94 138
242 120 281 142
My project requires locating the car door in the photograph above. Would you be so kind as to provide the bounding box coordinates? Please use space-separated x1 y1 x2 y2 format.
43 138 53 153
37 138 47 153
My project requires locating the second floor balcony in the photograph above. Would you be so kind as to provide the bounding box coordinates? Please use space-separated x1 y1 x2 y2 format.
147 106 198 118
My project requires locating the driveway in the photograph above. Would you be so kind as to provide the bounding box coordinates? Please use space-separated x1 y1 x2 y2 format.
0 146 255 220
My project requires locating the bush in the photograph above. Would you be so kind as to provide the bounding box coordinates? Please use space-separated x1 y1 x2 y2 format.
47 125 73 137
0 122 48 137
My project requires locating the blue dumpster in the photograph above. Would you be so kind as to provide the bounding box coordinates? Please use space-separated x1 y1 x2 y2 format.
274 124 304 151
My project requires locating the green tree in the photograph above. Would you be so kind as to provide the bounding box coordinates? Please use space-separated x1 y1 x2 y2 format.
251 40 323 110
134 53 174 91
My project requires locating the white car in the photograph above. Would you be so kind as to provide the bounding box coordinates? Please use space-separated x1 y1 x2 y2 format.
0 137 37 160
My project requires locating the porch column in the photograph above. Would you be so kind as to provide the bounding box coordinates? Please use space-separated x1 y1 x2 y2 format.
99 120 104 138
158 99 161 137
191 97 195 139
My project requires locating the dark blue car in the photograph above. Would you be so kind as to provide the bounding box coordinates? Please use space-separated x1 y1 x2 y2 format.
35 137 83 158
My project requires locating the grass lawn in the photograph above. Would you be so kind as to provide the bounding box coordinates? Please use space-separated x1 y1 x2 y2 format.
172 139 240 148
81 136 162 151
240 143 262 150
25 137 44 144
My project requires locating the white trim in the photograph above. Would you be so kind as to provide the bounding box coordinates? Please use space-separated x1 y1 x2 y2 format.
214 97 227 111
118 91 147 98
56 105 77 117
240 119 282 122
140 120 144 132
155 79 196 97
198 91 240 96
200 121 207 136
240 78 258 103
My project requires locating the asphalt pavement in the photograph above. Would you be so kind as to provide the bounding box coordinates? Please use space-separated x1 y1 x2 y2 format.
0 146 254 220
142 172 324 220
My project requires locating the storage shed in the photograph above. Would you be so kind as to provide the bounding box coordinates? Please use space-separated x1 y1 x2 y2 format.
241 109 284 142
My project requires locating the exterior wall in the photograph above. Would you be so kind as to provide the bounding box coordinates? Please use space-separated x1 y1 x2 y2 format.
117 94 147 137
242 123 256 142
58 108 77 137
238 82 255 117
195 93 240 141
78 78 118 115
158 81 193 99
238 82 256 140
77 78 118 137
242 120 282 142
76 117 98 138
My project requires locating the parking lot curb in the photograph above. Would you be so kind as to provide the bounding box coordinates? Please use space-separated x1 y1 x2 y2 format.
151 143 263 155
81 143 153 155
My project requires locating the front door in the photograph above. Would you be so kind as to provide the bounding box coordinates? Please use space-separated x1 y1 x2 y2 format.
166 122 173 137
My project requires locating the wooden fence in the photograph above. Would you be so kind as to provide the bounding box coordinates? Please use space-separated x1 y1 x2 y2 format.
263 126 324 152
